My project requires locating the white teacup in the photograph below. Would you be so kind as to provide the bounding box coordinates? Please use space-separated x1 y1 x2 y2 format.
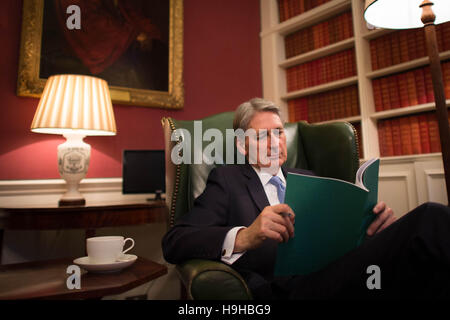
86 236 135 264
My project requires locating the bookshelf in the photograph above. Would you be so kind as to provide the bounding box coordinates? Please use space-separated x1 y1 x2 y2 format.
260 0 449 214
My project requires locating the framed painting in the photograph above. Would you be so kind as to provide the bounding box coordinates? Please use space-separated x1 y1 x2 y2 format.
17 0 184 109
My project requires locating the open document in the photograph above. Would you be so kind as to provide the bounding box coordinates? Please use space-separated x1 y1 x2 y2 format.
275 158 379 276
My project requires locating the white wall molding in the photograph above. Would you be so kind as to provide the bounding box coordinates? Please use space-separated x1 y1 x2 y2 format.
424 169 445 203
379 169 417 217
0 178 154 207
0 178 121 196
414 159 446 205
379 153 443 165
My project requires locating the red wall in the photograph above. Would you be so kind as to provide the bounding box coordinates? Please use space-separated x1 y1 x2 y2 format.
0 0 262 180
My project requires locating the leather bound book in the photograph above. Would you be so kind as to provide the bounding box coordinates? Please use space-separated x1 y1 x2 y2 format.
380 77 391 110
388 75 401 109
399 116 413 155
351 86 359 116
406 70 419 106
322 20 330 46
313 24 321 50
373 79 383 112
436 23 444 52
442 21 450 51
397 73 410 108
391 32 401 65
297 65 304 90
427 112 441 153
416 29 427 58
399 30 409 63
293 0 301 17
443 61 450 99
287 0 293 20
424 67 435 102
414 68 427 105
418 113 431 154
383 36 393 68
378 120 386 156
299 98 309 121
409 115 422 154
285 33 294 58
278 0 286 22
384 119 394 156
343 87 351 118
288 100 296 121
407 29 418 60
343 11 352 39
370 40 378 71
347 11 353 38
391 118 403 156
378 36 386 69
286 67 294 92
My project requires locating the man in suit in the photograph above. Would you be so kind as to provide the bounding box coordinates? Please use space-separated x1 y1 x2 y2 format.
162 98 450 299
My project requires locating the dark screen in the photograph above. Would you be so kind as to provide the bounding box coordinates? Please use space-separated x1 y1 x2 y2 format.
122 150 165 194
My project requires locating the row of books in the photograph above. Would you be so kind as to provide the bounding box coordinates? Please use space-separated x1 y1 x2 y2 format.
287 85 359 123
285 11 353 59
286 48 356 92
378 111 449 157
373 60 450 111
370 22 450 71
278 0 332 22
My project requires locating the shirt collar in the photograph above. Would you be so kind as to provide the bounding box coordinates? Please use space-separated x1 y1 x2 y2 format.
251 165 286 186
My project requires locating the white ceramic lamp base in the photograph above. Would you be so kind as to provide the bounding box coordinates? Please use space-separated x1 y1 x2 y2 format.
57 134 90 206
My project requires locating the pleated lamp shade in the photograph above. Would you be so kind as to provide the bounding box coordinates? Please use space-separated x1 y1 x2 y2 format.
364 0 450 29
31 74 117 136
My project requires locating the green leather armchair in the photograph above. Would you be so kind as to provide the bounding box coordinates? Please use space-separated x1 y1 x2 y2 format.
161 111 360 300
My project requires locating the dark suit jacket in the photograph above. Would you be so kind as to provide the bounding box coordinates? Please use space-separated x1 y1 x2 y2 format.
162 163 314 284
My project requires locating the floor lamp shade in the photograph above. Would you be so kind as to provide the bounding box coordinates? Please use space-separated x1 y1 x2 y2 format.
364 0 450 29
31 74 117 206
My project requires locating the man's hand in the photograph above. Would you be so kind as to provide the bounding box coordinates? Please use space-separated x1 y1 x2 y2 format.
366 201 396 236
234 204 295 252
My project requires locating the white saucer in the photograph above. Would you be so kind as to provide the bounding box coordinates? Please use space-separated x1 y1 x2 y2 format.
73 254 137 273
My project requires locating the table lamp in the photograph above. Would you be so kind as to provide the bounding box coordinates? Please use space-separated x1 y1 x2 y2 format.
31 74 117 206
364 0 450 205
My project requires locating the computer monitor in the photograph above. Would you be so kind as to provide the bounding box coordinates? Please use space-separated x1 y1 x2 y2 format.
122 150 165 200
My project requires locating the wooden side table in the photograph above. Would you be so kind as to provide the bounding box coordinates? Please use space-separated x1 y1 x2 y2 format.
0 200 168 263
0 257 167 299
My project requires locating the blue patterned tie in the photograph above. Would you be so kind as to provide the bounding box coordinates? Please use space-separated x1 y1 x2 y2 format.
269 176 286 204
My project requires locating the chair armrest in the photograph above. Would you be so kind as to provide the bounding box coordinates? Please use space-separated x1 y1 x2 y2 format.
176 259 253 300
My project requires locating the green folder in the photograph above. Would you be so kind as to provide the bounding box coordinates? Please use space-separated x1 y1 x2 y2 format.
275 158 379 276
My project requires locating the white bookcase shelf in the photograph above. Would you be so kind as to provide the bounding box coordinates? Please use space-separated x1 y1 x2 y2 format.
370 100 450 121
262 0 351 37
260 0 448 211
280 37 355 68
261 0 449 160
367 50 450 79
281 76 358 100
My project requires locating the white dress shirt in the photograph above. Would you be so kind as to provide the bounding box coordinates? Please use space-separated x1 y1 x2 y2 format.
220 166 286 265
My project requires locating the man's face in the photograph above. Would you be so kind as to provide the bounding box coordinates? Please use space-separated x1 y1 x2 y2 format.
244 111 287 171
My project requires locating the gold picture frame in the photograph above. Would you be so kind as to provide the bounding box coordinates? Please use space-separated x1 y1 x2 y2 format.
17 0 184 109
